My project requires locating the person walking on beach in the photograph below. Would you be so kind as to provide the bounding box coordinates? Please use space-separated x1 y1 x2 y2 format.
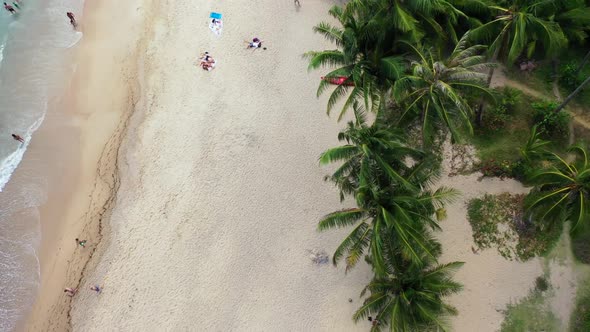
75 238 87 248
294 0 300 6
11 1 18 10
66 12 76 28
64 287 77 297
3 3 16 14
90 285 101 294
11 134 24 143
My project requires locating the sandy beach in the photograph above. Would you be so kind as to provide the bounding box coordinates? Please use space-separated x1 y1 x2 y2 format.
71 0 375 330
19 0 577 331
22 0 151 330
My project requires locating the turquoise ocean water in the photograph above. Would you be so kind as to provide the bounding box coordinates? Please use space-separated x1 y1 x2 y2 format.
0 0 84 330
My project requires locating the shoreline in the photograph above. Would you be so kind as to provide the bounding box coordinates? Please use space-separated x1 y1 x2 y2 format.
20 0 153 330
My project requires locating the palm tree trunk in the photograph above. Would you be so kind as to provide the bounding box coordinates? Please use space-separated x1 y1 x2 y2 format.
554 74 590 113
476 49 500 125
575 50 590 76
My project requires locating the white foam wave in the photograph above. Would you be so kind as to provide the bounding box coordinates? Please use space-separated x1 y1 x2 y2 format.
0 113 45 192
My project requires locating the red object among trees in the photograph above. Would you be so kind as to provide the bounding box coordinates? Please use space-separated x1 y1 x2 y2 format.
321 76 355 86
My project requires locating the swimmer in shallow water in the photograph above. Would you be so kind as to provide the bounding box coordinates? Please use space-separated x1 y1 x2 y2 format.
11 134 24 143
66 12 76 28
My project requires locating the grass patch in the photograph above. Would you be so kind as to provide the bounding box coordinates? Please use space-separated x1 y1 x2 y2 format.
504 62 554 97
471 91 535 163
571 275 590 332
501 283 560 332
467 193 561 261
572 228 590 265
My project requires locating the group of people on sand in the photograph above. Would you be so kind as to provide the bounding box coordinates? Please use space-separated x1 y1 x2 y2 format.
64 238 103 297
198 37 264 72
64 285 101 297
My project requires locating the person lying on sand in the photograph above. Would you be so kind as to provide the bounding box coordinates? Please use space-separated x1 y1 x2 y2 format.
90 285 102 294
199 52 216 71
246 37 263 49
64 287 77 297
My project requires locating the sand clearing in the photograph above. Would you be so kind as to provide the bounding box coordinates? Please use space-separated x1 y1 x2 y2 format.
435 142 543 331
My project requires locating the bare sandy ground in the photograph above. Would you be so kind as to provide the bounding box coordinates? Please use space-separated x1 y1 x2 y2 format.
436 142 544 331
72 0 373 330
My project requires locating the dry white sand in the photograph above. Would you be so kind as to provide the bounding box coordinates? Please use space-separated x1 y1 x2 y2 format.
72 0 372 330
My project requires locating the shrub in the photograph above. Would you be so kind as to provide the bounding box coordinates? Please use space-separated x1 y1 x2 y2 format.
481 87 522 132
479 159 512 178
571 292 590 332
482 105 509 132
535 276 549 292
467 193 561 261
560 61 580 92
510 159 533 183
500 87 521 114
531 100 570 140
572 230 590 264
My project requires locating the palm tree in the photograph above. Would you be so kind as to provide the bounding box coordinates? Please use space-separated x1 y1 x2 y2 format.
525 144 590 234
554 1 590 81
305 5 405 121
320 108 422 200
470 0 567 67
468 0 567 122
305 0 477 122
554 0 590 49
353 228 464 331
554 74 590 113
318 114 458 270
392 32 494 144
520 125 551 162
345 0 471 45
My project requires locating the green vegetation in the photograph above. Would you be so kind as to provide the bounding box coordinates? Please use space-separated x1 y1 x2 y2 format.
354 231 463 331
571 292 590 331
467 193 560 260
572 228 590 264
571 278 590 332
392 33 494 145
525 145 590 234
531 100 570 141
307 0 590 330
500 283 560 332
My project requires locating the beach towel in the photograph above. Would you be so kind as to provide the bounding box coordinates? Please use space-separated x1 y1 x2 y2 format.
209 12 223 35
